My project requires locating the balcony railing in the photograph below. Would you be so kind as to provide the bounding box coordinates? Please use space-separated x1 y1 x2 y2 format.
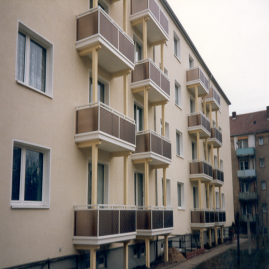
137 206 173 236
210 127 222 144
241 215 256 222
186 67 209 96
190 160 213 182
132 130 171 165
206 87 221 110
188 112 211 138
76 7 134 73
214 210 226 225
239 192 258 201
236 147 255 157
130 0 169 42
131 59 170 102
73 205 137 245
75 102 136 151
191 209 215 228
237 169 256 179
213 169 224 182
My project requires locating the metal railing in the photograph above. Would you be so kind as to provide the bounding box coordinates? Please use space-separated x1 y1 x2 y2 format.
211 127 222 143
190 159 213 177
191 209 215 224
186 67 209 91
74 204 137 237
76 7 134 63
131 58 170 97
188 112 211 134
237 169 256 179
238 192 258 201
76 102 136 146
130 0 169 36
214 210 226 223
213 168 224 182
206 87 221 107
134 129 172 159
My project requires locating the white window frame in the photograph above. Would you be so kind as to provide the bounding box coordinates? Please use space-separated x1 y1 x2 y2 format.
160 119 169 139
175 80 182 108
89 0 109 13
176 130 183 158
134 35 143 62
134 171 144 206
177 182 185 209
259 137 264 145
16 21 54 98
10 140 51 209
173 32 180 61
190 96 195 113
162 178 171 207
134 102 144 132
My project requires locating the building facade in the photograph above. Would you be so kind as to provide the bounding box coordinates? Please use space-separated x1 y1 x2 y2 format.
0 0 233 268
230 108 269 234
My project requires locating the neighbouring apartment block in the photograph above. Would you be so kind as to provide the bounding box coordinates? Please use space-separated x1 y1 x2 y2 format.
230 108 269 234
0 0 234 268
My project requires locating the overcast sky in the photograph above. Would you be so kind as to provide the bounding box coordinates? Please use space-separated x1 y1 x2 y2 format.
167 0 269 115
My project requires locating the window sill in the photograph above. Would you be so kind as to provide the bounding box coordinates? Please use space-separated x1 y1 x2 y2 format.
16 80 53 99
178 207 185 211
11 203 50 209
174 55 181 64
175 103 182 110
176 154 184 159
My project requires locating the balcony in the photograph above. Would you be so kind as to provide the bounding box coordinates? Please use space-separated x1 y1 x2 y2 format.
131 130 172 165
214 210 226 226
186 67 209 97
237 169 256 180
75 102 136 152
189 160 213 182
241 215 256 223
130 0 169 44
188 112 211 139
205 87 221 111
208 127 222 148
136 206 173 236
131 59 170 103
236 147 255 157
211 169 224 186
73 205 137 246
239 192 258 202
76 7 134 75
191 209 215 228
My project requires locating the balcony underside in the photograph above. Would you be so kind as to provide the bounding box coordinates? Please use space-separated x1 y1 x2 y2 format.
131 152 172 166
131 80 170 103
215 222 226 227
76 36 134 75
187 82 208 97
75 131 136 152
207 138 222 148
190 174 212 183
205 99 220 111
137 227 173 237
130 12 168 45
73 232 136 246
191 223 215 228
211 179 224 187
188 127 211 139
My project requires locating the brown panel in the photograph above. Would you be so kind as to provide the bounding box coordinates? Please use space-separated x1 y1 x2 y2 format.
135 133 150 153
190 162 199 175
100 11 118 49
99 210 119 236
152 210 163 229
77 107 98 134
188 114 198 128
120 210 136 233
149 0 159 21
191 211 204 223
163 140 171 159
160 73 170 96
119 31 134 63
131 0 148 15
149 62 160 87
164 210 173 228
77 11 98 41
151 133 162 155
99 107 119 138
74 210 97 236
186 68 199 82
132 62 149 83
160 10 169 35
120 118 136 145
137 210 151 229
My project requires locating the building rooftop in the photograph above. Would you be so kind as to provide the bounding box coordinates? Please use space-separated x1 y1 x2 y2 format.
230 107 269 136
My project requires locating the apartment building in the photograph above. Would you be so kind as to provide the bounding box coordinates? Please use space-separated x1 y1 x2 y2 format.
0 0 233 268
230 108 269 235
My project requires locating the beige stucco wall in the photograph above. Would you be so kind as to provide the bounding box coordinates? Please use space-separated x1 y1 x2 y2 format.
0 0 234 267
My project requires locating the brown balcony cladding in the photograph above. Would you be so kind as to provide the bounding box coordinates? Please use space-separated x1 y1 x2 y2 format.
134 131 171 160
131 59 170 98
74 208 136 239
191 210 215 225
206 87 221 109
130 0 169 37
186 67 209 93
211 127 222 143
76 103 135 146
213 169 224 182
137 209 173 230
188 113 211 138
214 211 226 223
190 160 213 178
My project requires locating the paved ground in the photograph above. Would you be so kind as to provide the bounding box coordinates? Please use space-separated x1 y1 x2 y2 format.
163 238 248 269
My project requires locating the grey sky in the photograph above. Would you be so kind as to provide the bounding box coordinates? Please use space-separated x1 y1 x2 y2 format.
167 0 269 115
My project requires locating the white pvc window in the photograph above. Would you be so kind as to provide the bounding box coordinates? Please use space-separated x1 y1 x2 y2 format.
175 81 182 108
176 130 183 157
173 32 180 59
177 182 184 209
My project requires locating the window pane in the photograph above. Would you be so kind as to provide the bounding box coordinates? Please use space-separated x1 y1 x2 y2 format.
137 173 144 207
175 85 178 105
177 184 181 207
17 32 26 82
261 181 266 190
88 163 92 204
174 38 177 55
24 150 43 201
98 81 105 103
176 133 180 155
29 39 46 92
12 147 21 200
97 164 104 204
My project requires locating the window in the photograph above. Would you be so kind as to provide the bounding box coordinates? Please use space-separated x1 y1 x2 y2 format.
261 181 266 190
259 137 264 145
160 120 169 139
240 182 250 193
262 203 267 213
90 0 109 13
192 141 197 160
134 172 144 206
16 22 53 97
220 159 223 171
134 103 143 132
175 82 182 108
89 77 108 104
238 139 248 149
176 130 183 157
11 141 50 208
162 179 171 206
134 40 142 62
190 97 195 113
240 160 249 170
177 182 184 209
193 187 198 208
260 158 265 168
222 194 225 209
214 155 218 169
189 55 194 68
164 67 168 76
173 32 180 59
216 192 220 209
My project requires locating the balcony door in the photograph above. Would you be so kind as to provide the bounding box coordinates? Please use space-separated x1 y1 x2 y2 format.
89 78 107 104
239 160 249 170
238 139 248 149
192 141 197 160
134 104 143 132
193 187 198 209
134 172 144 207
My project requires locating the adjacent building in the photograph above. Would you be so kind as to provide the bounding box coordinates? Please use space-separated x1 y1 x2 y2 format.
230 108 269 234
0 0 234 268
